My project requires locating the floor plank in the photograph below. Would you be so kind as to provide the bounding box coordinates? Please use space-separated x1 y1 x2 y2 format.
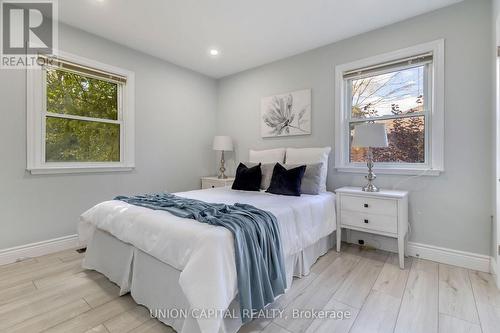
104 305 151 332
439 264 479 324
128 319 175 333
0 256 63 279
82 280 122 308
350 289 401 333
0 258 37 273
309 249 340 275
44 296 137 333
474 301 500 333
438 314 481 333
6 298 91 333
332 256 385 308
84 324 110 333
394 259 439 333
0 288 91 330
273 253 359 333
33 266 100 289
469 270 500 307
0 281 37 306
0 272 115 318
372 253 412 299
240 250 341 333
304 299 358 333
0 259 83 290
238 273 320 333
261 323 292 333
58 249 85 263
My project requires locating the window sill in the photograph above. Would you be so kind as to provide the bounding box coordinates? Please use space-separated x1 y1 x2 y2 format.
336 166 442 176
28 165 135 175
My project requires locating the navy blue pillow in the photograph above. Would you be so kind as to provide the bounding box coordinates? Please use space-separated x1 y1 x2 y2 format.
232 163 262 191
266 163 306 196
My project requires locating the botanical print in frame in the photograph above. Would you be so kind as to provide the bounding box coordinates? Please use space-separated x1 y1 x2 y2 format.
261 89 311 138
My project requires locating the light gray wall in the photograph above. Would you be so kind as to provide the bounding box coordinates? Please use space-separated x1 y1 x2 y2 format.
0 24 217 249
493 0 500 261
216 0 493 255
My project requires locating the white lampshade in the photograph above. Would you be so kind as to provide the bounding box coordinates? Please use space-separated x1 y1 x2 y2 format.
352 123 388 148
212 136 233 151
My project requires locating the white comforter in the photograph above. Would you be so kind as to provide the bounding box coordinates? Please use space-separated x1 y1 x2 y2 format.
79 187 336 333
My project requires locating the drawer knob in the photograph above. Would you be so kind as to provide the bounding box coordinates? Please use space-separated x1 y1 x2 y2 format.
364 219 369 224
363 203 369 208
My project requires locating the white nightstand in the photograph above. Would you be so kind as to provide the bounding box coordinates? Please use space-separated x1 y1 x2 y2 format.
201 176 235 189
335 186 409 269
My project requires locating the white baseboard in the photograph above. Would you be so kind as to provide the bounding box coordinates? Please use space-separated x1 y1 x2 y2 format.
346 230 490 273
0 231 493 274
0 234 80 266
407 242 490 273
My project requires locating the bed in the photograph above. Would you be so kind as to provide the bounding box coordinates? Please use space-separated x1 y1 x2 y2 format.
78 186 336 333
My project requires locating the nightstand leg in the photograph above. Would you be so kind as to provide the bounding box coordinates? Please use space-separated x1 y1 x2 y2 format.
398 235 405 269
404 234 408 257
336 228 341 252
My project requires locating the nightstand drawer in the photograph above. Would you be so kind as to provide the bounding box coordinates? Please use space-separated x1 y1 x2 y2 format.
201 177 234 189
341 211 398 234
341 195 397 216
202 180 222 189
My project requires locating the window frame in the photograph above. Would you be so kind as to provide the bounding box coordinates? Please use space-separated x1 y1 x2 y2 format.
27 51 135 174
334 40 445 176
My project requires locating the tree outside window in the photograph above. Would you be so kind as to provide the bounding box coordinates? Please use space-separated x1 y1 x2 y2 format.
348 65 426 164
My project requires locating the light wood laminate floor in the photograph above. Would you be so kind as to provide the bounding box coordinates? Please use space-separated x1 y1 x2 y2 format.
1 243 499 333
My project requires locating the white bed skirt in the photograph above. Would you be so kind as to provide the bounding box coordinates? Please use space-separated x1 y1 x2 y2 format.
83 229 335 333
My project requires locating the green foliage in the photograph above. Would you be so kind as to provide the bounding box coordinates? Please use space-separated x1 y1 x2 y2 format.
46 117 120 162
45 69 120 162
46 69 118 119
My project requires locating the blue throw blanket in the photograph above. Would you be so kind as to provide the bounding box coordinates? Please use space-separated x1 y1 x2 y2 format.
114 193 287 322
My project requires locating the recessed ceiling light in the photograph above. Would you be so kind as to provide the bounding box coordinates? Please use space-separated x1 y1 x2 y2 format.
209 49 219 56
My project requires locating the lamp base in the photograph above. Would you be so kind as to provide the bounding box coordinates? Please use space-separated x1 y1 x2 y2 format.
362 147 380 192
362 183 380 192
218 151 227 179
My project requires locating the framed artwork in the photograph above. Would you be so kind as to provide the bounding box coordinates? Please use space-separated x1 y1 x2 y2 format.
261 89 311 138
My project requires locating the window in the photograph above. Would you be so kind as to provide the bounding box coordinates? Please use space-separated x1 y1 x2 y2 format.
27 52 135 174
335 40 444 175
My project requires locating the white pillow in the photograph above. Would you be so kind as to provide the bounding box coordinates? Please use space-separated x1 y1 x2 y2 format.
249 148 286 164
285 147 331 192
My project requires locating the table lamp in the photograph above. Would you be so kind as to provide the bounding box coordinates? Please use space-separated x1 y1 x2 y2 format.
352 123 388 192
212 136 233 179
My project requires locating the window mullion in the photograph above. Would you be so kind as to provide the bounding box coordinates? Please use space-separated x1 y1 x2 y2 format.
45 112 122 125
348 112 425 124
118 84 124 162
41 69 48 164
345 79 353 163
424 62 432 167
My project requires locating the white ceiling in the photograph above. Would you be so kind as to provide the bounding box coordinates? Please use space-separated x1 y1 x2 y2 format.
59 0 462 78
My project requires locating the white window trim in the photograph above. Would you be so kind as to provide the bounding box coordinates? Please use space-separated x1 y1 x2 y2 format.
334 39 445 176
27 50 135 174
